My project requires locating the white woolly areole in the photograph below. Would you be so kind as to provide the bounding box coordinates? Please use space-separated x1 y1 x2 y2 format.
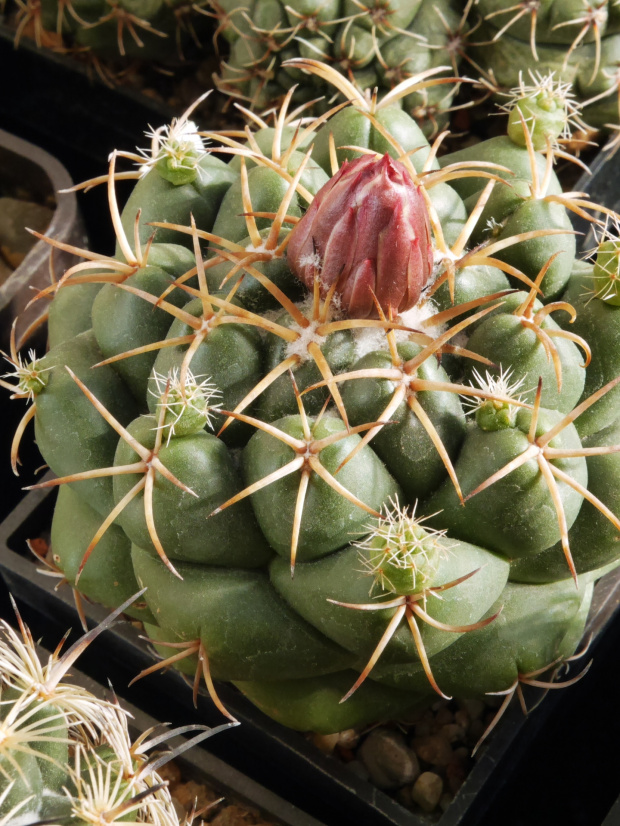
350 298 446 360
244 240 281 258
285 319 327 362
352 325 390 360
400 299 446 339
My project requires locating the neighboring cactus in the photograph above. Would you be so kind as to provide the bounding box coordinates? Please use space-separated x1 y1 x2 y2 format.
11 0 214 65
211 0 474 135
0 595 231 824
4 66 620 738
464 0 620 130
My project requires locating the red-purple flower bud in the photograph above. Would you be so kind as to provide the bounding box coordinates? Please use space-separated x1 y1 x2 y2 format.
287 154 434 318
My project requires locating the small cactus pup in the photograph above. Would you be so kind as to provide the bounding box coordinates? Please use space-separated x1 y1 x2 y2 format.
501 71 587 153
5 77 620 736
0 593 233 824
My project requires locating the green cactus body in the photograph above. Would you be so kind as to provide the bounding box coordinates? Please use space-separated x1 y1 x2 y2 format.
244 415 402 560
464 292 587 413
511 420 620 582
34 331 140 517
371 577 592 695
340 343 467 499
132 544 355 679
51 485 154 620
233 671 431 732
48 282 105 350
114 415 272 565
9 84 620 735
92 253 199 401
424 407 587 557
562 263 620 437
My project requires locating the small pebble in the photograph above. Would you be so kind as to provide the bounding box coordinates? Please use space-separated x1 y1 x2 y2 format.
446 753 469 794
337 728 360 750
454 709 470 731
435 707 453 726
411 733 453 768
439 792 454 813
459 699 485 721
310 732 341 754
442 723 465 744
412 709 435 738
411 772 443 813
346 759 370 781
359 728 420 790
210 804 259 825
396 784 414 809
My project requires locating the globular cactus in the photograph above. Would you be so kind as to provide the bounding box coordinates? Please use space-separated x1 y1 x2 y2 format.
12 0 214 66
464 0 620 132
0 595 229 824
211 0 474 136
4 63 620 739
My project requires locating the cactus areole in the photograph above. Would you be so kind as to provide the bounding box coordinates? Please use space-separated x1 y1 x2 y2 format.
6 68 620 739
287 154 434 318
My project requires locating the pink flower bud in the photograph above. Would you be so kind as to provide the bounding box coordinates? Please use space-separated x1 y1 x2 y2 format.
287 154 434 318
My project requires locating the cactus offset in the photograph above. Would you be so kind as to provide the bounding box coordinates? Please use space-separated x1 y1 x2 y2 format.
4 66 620 737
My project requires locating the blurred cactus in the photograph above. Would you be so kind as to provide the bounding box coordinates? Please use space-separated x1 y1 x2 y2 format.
0 595 231 824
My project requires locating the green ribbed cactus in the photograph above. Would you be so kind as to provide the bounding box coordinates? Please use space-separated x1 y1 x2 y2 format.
0 596 228 824
12 0 213 63
464 0 620 131
211 0 473 136
4 66 620 737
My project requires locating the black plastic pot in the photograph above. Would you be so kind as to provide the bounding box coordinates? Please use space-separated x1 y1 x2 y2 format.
0 127 86 349
1 485 619 826
0 25 230 254
0 128 86 520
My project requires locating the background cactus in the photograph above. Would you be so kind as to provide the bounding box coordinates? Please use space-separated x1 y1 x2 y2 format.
4 67 620 739
0 596 227 824
463 0 620 132
8 0 215 68
211 0 472 136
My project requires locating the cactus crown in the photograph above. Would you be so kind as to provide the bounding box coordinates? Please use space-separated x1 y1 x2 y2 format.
150 368 223 441
464 367 527 431
501 71 584 150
